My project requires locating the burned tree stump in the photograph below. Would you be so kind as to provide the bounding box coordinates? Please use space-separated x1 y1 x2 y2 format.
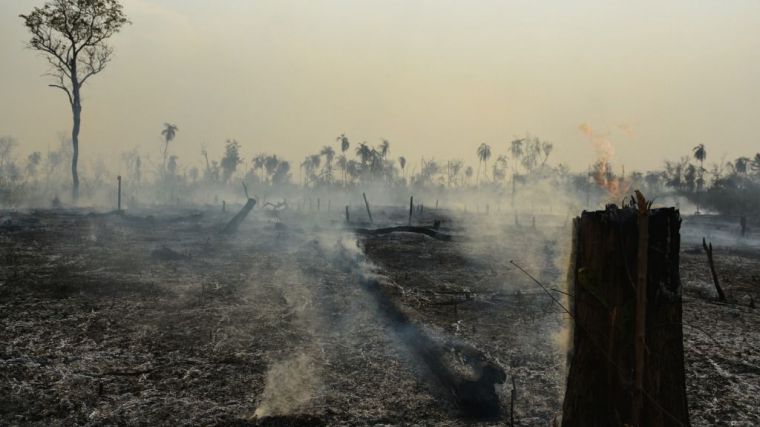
562 204 689 427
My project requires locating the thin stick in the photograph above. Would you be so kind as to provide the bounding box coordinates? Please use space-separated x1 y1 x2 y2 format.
409 196 413 226
703 237 726 301
363 192 373 223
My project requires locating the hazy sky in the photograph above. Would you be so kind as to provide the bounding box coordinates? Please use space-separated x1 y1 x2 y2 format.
1 0 759 174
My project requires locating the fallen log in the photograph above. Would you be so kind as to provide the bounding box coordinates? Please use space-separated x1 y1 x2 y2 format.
359 275 504 418
353 225 452 241
222 198 256 234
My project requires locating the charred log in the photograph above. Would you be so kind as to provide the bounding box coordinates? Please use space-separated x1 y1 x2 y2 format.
221 198 257 234
353 226 452 241
360 277 505 419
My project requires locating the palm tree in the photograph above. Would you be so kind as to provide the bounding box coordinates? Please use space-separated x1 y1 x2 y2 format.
337 134 350 154
476 143 492 184
398 156 407 179
464 166 473 187
751 153 760 175
320 146 335 184
264 155 280 183
336 155 348 186
252 154 267 182
309 154 321 172
510 138 524 173
693 144 706 213
447 160 463 188
356 142 371 165
161 123 178 173
321 146 335 165
379 139 390 159
492 155 508 182
734 156 750 174
693 144 706 169
346 160 360 184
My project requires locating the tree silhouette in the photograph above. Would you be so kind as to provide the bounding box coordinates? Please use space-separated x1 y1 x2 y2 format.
320 146 335 184
476 143 492 184
21 0 129 200
510 139 525 173
356 143 371 165
161 123 178 174
693 144 706 212
398 156 407 180
379 139 390 159
751 154 760 175
337 134 350 154
220 139 242 183
734 156 750 174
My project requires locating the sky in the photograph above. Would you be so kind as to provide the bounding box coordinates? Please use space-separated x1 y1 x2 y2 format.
1 0 759 174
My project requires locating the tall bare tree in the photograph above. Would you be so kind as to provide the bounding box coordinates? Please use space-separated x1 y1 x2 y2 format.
21 0 129 201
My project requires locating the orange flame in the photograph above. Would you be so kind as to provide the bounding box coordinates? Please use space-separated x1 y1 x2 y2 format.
579 122 631 200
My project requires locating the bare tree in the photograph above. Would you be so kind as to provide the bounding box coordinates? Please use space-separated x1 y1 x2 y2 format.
20 0 129 201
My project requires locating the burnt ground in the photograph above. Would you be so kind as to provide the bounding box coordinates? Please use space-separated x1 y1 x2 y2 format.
0 206 758 426
680 215 760 426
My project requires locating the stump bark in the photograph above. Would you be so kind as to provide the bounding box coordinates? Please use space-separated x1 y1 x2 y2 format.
561 205 689 427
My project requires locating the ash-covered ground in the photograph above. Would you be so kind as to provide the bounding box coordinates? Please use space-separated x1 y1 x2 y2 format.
0 205 758 426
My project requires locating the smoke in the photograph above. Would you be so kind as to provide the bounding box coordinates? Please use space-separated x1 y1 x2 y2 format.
253 353 321 418
249 245 328 420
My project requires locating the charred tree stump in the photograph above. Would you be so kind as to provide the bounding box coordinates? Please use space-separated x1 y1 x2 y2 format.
702 238 725 301
221 198 256 234
562 203 689 427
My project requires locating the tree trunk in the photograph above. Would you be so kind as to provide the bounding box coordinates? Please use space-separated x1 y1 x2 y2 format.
562 205 689 427
71 87 81 202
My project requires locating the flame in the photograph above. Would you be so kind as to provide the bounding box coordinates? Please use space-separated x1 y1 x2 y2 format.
578 122 630 200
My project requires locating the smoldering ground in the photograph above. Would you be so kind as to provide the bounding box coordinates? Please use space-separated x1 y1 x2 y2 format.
1 179 759 425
